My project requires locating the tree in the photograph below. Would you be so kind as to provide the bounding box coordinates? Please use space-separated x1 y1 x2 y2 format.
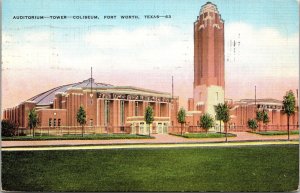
1 120 18 137
77 106 87 137
177 107 186 135
214 103 230 141
28 108 38 137
262 111 270 131
222 104 230 142
256 110 264 131
199 113 214 134
144 106 154 136
247 119 258 132
214 103 228 133
283 90 296 141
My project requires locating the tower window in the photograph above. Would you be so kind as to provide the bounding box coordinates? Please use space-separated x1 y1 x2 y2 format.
58 119 61 126
53 119 56 127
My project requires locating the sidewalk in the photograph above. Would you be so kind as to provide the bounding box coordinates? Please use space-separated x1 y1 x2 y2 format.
2 140 298 151
1 132 299 148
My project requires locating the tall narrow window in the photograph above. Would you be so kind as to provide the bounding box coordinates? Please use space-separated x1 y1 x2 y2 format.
104 100 110 126
53 119 56 127
135 102 139 116
58 119 61 126
49 118 52 127
120 100 125 126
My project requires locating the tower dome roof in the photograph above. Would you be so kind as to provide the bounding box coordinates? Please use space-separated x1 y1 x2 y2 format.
200 1 219 15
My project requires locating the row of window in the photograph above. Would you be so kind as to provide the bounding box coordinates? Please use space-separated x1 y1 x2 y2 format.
48 101 167 127
48 118 94 127
257 104 282 109
49 118 61 127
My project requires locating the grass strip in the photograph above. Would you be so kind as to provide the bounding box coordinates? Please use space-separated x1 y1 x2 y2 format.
170 132 236 138
2 134 154 141
248 130 299 135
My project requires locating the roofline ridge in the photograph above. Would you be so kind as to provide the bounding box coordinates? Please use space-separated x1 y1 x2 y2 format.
113 85 170 95
71 79 87 88
27 82 78 103
35 84 71 104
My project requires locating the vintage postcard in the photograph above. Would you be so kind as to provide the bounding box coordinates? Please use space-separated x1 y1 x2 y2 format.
2 0 299 192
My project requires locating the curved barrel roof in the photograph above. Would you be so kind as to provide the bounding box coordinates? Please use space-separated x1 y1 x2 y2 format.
28 78 113 106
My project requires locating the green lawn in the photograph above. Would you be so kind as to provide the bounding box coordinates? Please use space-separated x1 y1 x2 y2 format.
171 132 236 138
2 145 298 192
2 134 153 141
250 130 299 136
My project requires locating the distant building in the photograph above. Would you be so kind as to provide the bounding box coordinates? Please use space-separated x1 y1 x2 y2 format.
227 98 298 131
3 78 179 134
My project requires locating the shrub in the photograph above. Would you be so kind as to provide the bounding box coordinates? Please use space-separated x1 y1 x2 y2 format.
199 113 214 133
1 120 18 137
247 119 258 131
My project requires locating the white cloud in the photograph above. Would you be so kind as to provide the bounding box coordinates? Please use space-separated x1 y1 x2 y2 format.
224 22 299 100
3 25 193 72
2 22 299 108
82 25 193 71
225 22 299 79
2 31 58 69
85 25 176 49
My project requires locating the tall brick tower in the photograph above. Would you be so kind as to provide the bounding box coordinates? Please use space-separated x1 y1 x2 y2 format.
193 2 225 120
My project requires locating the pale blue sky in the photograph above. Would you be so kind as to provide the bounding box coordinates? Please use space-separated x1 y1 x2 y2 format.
4 0 299 35
2 0 299 109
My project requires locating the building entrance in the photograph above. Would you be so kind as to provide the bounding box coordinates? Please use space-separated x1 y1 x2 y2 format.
139 122 151 135
157 122 168 134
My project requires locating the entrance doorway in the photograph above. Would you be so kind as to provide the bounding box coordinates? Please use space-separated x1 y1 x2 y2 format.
157 122 168 134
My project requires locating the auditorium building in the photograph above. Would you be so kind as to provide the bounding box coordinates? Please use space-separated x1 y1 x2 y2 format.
3 78 179 134
3 2 298 134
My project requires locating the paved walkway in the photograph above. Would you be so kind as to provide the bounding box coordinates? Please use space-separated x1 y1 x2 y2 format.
2 141 298 151
2 132 299 148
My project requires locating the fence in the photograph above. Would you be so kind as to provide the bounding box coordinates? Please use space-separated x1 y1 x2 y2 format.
168 124 299 134
15 124 299 136
16 125 132 136
169 125 212 134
